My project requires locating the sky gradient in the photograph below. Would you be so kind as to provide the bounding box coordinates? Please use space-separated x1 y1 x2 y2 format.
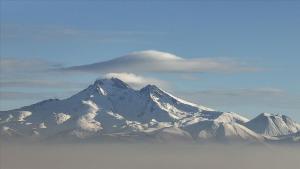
1 0 299 120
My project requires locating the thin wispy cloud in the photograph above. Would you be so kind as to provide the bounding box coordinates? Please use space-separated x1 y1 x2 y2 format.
63 50 258 74
0 57 61 74
1 24 166 43
0 57 65 90
0 80 86 89
0 57 85 102
193 88 285 97
177 87 300 115
0 91 76 101
0 91 50 100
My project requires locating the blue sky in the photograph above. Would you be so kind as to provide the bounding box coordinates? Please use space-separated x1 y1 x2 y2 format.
1 0 299 120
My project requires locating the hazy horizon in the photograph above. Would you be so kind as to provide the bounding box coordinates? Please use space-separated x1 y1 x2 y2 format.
1 143 300 169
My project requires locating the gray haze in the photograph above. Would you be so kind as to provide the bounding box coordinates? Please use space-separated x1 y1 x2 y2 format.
1 143 299 169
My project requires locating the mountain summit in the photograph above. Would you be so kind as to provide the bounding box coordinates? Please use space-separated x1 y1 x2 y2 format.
0 78 299 143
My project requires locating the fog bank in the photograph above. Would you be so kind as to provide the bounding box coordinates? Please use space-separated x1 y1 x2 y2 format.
1 143 299 169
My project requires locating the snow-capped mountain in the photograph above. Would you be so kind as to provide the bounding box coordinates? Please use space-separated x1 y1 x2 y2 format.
0 78 299 143
245 113 300 137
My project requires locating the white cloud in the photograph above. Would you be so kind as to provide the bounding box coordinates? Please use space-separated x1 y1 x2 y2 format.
63 50 258 74
104 72 169 89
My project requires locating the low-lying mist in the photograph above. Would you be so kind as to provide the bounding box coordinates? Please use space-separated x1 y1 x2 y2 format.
1 143 299 169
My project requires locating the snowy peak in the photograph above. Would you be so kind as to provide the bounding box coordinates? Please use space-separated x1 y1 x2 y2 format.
139 84 177 105
214 112 249 124
140 84 161 95
68 78 133 101
246 113 300 136
140 84 213 112
72 78 211 123
93 78 130 89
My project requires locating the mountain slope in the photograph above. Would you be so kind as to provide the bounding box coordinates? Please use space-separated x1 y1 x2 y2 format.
0 78 212 139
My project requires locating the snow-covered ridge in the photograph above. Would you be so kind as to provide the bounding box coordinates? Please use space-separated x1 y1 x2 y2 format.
0 78 299 143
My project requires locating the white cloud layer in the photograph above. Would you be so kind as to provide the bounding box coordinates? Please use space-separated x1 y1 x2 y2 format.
63 50 257 74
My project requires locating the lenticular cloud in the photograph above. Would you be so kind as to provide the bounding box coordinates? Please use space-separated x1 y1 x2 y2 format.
63 50 257 74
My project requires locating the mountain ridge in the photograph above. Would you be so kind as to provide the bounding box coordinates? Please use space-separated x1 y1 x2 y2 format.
0 78 299 143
